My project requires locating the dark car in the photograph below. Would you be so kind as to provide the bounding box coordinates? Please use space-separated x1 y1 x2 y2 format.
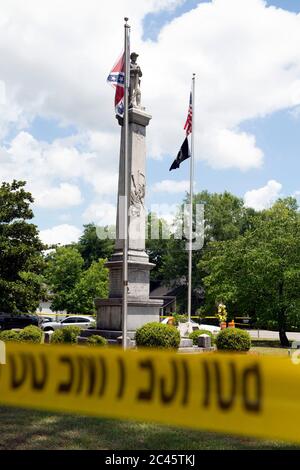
0 312 41 331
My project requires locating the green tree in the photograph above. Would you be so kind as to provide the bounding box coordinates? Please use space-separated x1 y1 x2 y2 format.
45 247 109 314
193 190 256 242
158 191 255 312
146 212 172 282
199 198 300 346
45 246 84 312
71 259 109 314
76 223 114 269
0 180 45 313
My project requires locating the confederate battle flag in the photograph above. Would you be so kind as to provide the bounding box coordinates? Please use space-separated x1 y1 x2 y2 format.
107 53 125 117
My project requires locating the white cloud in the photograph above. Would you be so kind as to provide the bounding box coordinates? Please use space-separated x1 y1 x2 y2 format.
152 179 190 193
0 131 119 205
289 106 300 119
0 0 183 134
0 80 26 139
0 0 300 197
144 0 300 169
82 202 117 226
293 190 300 205
199 128 263 170
150 203 179 227
39 224 82 246
244 180 282 210
36 183 83 209
58 213 72 222
0 1 180 206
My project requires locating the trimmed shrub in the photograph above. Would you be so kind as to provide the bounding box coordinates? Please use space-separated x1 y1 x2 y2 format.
0 330 20 343
51 326 81 344
135 322 180 350
86 335 107 347
216 328 251 352
50 329 64 344
18 325 43 344
189 329 215 346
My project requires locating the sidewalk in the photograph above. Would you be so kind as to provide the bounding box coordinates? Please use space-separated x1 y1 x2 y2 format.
248 330 300 341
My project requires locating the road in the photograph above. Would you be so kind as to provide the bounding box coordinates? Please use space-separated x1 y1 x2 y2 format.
248 330 300 341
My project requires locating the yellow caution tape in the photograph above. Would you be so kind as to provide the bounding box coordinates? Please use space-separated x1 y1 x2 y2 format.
159 316 216 320
38 313 95 317
1 342 300 443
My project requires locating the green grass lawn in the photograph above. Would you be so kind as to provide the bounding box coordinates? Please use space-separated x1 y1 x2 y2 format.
0 406 298 450
251 339 290 348
250 339 291 357
0 342 295 450
250 346 290 356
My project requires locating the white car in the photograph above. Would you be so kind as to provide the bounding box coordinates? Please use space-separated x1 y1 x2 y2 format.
198 323 220 334
161 318 220 334
38 315 53 324
41 315 95 332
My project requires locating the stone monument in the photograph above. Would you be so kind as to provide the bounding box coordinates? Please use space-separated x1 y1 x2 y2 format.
95 52 163 341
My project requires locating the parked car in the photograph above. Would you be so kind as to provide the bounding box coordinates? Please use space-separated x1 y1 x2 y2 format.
161 317 220 334
38 315 53 324
41 316 95 332
198 323 220 334
0 312 41 331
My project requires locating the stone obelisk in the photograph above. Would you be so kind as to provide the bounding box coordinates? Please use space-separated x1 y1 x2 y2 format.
95 52 162 341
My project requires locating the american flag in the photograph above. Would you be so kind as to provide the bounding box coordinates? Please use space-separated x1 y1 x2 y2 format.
184 92 193 136
107 52 125 117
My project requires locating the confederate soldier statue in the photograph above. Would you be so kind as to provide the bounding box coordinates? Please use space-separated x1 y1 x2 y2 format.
129 52 142 108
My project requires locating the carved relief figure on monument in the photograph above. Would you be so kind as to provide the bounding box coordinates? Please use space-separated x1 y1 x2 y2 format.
129 52 142 108
130 171 145 218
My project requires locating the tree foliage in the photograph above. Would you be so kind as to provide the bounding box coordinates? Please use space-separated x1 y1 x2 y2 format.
146 212 172 282
154 191 255 312
45 246 108 314
76 223 114 269
199 198 300 346
0 180 45 313
72 259 108 314
45 246 83 312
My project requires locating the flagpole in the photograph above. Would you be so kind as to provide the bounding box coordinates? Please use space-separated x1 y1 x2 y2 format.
187 73 195 325
122 17 130 350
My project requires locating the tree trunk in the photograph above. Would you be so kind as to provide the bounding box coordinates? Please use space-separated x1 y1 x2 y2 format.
277 280 289 347
278 309 289 346
279 327 289 347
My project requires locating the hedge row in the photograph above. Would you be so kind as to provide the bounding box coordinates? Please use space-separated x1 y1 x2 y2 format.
0 325 107 347
0 325 43 344
135 323 251 352
135 322 180 350
0 322 251 352
216 328 251 351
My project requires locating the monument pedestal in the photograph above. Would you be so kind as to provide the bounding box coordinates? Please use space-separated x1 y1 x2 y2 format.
95 106 163 340
95 298 163 339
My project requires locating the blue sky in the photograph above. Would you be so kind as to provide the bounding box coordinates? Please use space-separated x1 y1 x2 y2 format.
0 0 300 244
266 0 300 13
